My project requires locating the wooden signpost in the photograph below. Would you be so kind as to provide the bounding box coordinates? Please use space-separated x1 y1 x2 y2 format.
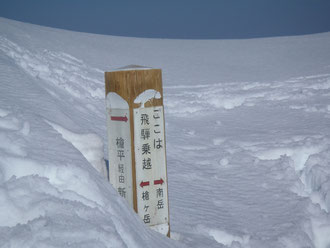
105 66 170 237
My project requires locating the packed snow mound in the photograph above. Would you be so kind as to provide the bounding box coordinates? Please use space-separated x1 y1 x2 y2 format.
1 17 330 248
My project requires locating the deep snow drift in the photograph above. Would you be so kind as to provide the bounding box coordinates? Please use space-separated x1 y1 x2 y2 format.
1 17 330 247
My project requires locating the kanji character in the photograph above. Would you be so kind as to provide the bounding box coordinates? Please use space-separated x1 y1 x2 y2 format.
118 164 124 173
143 158 152 170
142 191 149 201
141 128 150 140
142 143 151 155
156 188 164 198
157 199 164 209
118 187 126 198
116 137 124 149
143 214 151 224
117 150 125 160
141 114 149 125
119 175 125 183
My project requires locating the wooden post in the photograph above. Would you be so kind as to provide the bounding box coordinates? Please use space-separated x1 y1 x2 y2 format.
105 66 170 237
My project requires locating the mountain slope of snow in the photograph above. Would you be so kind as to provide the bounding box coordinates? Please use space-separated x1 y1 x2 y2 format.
1 17 330 248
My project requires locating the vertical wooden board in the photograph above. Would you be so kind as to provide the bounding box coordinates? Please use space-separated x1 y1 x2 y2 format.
106 69 139 211
105 68 170 236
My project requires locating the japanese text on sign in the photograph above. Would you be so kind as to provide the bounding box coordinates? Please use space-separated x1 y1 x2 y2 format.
134 106 169 228
107 109 133 208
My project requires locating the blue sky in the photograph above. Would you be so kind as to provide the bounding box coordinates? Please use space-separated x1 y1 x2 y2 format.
1 0 330 39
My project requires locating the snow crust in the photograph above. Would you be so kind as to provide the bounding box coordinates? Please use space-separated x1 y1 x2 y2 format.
114 64 153 71
0 17 330 248
134 89 162 107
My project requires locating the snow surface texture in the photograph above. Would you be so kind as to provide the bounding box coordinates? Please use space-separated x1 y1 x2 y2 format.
1 17 330 247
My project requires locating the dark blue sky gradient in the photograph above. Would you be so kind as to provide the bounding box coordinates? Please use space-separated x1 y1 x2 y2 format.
1 0 330 39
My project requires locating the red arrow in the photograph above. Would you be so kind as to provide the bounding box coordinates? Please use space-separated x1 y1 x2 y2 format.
154 178 164 185
140 181 150 188
111 116 128 122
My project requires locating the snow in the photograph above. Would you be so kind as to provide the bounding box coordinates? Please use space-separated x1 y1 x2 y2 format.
134 89 162 107
0 16 330 247
208 229 250 247
46 120 107 178
106 92 129 109
149 223 169 237
115 65 153 71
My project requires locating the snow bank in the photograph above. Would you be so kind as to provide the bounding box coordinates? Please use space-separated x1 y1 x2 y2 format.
0 18 180 248
46 120 107 178
1 17 330 248
302 147 330 212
